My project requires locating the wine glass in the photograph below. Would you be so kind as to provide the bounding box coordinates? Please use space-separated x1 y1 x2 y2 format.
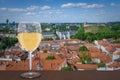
18 22 42 78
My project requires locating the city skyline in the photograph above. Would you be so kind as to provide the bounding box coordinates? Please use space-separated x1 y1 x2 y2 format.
0 0 120 23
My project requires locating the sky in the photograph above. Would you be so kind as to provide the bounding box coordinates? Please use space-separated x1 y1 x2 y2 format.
0 0 120 23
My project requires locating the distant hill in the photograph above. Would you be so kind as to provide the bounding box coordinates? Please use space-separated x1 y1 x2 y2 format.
84 26 99 33
107 21 120 24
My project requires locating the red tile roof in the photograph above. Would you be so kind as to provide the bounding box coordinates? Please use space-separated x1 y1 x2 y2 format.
73 64 97 70
71 58 80 64
6 61 29 70
41 39 82 45
84 43 94 47
108 62 120 68
41 59 66 70
97 40 110 47
57 53 76 59
6 59 42 71
6 58 67 71
35 52 62 60
59 46 67 53
78 52 112 63
66 46 79 51
88 47 101 53
111 44 120 48
105 45 116 54
0 65 6 70
98 53 112 63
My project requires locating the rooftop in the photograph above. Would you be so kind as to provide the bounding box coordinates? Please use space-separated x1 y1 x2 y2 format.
73 64 97 70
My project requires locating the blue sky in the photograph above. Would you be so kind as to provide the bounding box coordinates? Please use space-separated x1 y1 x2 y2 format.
0 0 120 23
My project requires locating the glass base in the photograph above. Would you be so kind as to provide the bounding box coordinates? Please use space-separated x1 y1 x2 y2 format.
21 72 41 79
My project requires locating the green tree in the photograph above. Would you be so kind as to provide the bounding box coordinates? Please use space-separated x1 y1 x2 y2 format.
42 37 53 41
97 26 113 39
71 25 120 42
112 40 120 43
3 27 10 33
79 53 92 64
61 66 73 71
57 24 69 32
46 56 55 60
85 32 97 43
0 36 18 50
97 61 105 68
71 27 86 40
0 44 7 51
79 46 88 52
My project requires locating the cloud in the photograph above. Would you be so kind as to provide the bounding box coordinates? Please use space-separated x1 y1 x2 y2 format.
61 3 75 8
47 10 63 14
110 3 116 6
41 6 51 10
25 12 36 15
26 5 39 11
0 5 51 12
61 3 86 8
8 8 25 12
110 3 120 6
61 3 104 8
0 7 26 12
0 7 7 10
110 3 120 7
48 11 53 14
26 5 51 11
85 4 104 8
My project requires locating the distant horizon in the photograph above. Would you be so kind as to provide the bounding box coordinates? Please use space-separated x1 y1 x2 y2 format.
0 20 120 24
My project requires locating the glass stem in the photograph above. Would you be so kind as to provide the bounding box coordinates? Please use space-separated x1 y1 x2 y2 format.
29 51 32 71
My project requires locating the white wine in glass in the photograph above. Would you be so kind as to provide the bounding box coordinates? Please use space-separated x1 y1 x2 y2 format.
18 22 42 78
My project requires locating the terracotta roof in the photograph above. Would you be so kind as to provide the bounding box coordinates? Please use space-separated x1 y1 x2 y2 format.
41 59 66 70
73 64 97 70
78 52 99 58
35 52 77 60
111 44 120 48
88 47 101 53
65 39 82 43
78 52 112 63
105 45 116 54
6 61 29 70
35 52 50 60
60 46 66 50
90 52 100 58
41 39 82 44
84 43 94 47
59 46 67 53
0 65 6 70
57 53 74 59
66 46 79 51
35 52 62 60
98 52 112 63
97 40 110 47
108 62 120 68
71 58 80 64
6 60 39 70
